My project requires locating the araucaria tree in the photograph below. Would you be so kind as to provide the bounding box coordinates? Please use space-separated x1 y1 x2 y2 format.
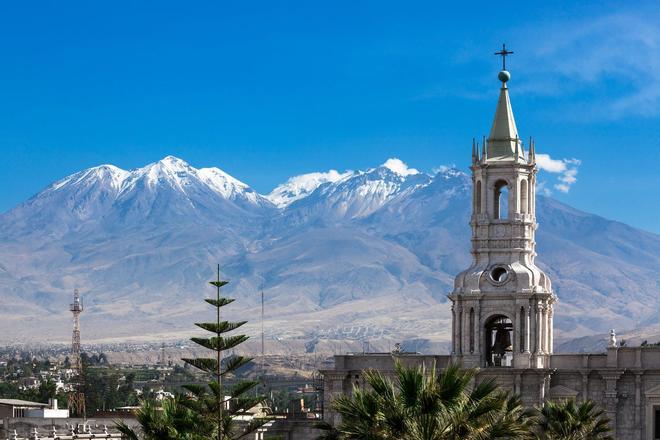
182 265 267 440
116 266 266 440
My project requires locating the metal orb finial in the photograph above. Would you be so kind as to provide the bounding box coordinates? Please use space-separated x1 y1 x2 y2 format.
498 70 511 83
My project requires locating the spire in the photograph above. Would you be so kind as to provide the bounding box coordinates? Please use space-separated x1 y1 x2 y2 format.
486 45 524 162
487 81 521 160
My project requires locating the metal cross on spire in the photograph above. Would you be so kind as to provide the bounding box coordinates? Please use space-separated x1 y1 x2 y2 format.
494 43 513 70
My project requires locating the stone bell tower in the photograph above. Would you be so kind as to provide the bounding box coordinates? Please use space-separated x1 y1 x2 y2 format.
450 52 556 369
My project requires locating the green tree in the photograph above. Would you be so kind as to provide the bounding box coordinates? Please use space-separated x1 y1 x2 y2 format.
117 266 267 439
0 382 21 399
36 378 57 403
84 367 139 412
536 398 612 440
181 266 267 439
331 362 535 440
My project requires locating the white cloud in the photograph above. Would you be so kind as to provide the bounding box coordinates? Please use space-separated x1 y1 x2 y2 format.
536 154 567 173
381 158 419 176
535 154 581 194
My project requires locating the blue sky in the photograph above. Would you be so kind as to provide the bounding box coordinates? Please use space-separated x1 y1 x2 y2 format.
1 1 659 233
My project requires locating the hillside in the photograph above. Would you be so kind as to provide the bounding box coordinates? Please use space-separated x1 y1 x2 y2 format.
1 156 659 352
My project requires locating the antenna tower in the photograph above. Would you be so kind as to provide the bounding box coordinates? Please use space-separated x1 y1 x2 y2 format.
68 288 86 418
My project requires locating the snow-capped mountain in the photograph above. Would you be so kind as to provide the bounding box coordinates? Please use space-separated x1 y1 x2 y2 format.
1 156 273 239
119 156 267 205
267 169 353 208
280 159 433 225
1 156 659 350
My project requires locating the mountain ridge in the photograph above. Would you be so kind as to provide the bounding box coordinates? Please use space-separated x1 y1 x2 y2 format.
1 155 659 351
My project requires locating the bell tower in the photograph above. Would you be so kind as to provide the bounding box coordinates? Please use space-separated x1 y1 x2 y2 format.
450 49 556 369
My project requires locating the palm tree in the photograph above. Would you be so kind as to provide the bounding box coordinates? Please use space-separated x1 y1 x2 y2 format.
116 396 208 440
314 420 341 440
481 393 537 439
331 362 535 440
536 398 612 440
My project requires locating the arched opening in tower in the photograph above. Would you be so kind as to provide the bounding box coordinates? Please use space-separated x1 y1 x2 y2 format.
485 315 513 367
494 180 509 219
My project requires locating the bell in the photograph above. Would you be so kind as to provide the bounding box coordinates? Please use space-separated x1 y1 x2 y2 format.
491 328 512 356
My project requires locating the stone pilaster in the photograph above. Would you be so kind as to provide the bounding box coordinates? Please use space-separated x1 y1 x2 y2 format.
600 371 623 435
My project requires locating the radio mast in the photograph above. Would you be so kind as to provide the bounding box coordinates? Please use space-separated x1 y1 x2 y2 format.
68 288 86 418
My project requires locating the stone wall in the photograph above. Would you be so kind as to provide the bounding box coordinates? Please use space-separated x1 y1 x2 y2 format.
321 346 660 440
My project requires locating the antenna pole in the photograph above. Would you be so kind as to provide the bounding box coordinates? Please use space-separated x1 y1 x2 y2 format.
261 286 265 385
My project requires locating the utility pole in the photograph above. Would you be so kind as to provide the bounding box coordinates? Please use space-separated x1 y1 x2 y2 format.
261 285 265 380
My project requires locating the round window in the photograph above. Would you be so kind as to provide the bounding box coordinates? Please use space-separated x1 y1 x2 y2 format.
491 266 508 283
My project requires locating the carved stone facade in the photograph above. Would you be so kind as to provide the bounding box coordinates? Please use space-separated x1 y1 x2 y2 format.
321 68 660 439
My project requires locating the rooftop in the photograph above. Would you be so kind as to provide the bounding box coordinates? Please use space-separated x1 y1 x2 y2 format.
0 398 48 407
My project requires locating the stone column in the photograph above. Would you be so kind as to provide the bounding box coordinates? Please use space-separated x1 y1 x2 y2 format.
451 305 456 355
536 301 544 355
530 301 537 354
543 301 549 353
525 305 531 353
548 305 554 354
475 302 482 358
463 305 470 356
515 306 522 353
457 305 463 355
469 305 475 354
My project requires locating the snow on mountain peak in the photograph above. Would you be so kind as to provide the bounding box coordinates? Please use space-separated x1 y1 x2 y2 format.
197 166 259 201
432 165 467 179
267 169 353 208
381 158 419 176
118 156 268 206
157 155 190 168
125 156 198 193
49 164 130 192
